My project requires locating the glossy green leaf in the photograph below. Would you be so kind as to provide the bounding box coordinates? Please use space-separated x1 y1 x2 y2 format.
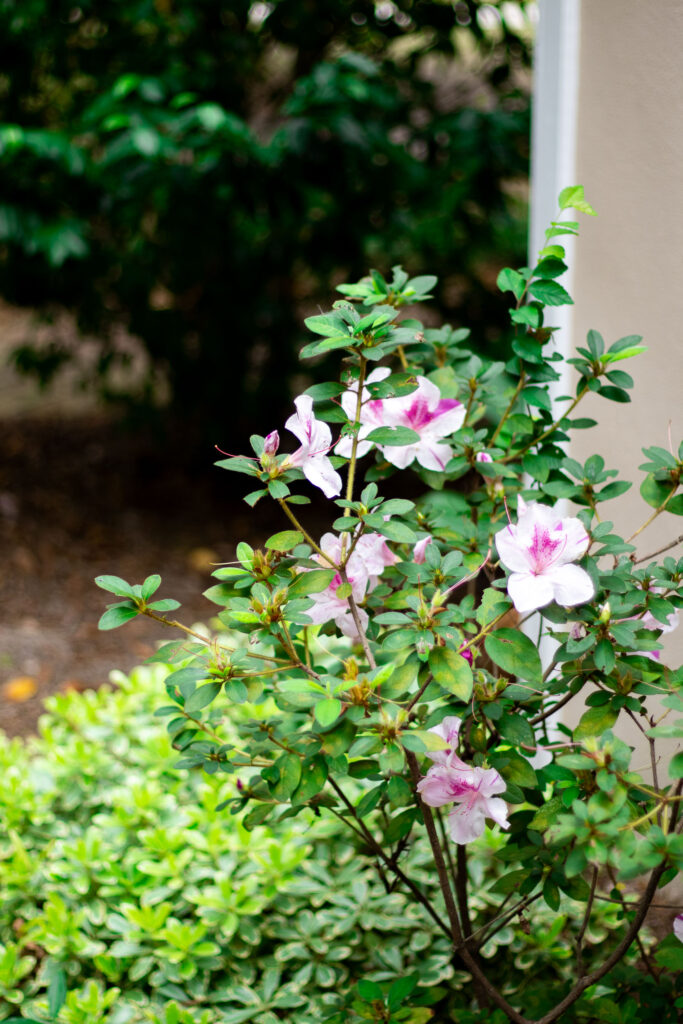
428 647 473 702
484 629 542 683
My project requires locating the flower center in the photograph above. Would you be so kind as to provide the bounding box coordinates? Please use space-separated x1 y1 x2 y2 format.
527 524 566 574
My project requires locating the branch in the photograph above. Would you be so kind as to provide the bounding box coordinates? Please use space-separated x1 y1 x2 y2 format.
405 750 530 1023
325 775 451 941
634 531 683 564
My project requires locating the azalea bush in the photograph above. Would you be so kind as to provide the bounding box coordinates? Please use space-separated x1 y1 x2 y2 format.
95 187 683 1023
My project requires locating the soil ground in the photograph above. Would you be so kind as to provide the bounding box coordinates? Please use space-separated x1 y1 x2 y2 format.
0 412 316 737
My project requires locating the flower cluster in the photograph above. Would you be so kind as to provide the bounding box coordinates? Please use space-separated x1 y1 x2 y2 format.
416 717 510 845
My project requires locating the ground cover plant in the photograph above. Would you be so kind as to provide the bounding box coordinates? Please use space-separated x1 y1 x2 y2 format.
86 188 683 1019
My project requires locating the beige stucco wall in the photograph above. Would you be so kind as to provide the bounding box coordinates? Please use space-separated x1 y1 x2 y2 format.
560 0 683 771
571 0 683 662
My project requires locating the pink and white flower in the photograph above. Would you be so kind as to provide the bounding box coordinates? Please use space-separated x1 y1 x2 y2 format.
674 914 683 942
494 498 594 614
303 530 396 638
280 395 342 499
335 368 465 471
476 451 493 463
416 715 509 844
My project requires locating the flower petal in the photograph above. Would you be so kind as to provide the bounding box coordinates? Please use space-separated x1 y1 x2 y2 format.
507 571 556 613
546 563 595 608
495 524 531 574
447 801 487 845
303 456 342 498
482 796 510 831
555 516 590 564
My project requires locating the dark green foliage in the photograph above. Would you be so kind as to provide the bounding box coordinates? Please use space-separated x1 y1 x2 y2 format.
0 0 532 442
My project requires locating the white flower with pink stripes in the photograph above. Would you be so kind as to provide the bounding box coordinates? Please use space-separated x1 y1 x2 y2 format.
495 498 594 614
335 368 465 471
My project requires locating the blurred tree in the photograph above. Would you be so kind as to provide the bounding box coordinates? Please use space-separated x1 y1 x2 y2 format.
0 0 533 444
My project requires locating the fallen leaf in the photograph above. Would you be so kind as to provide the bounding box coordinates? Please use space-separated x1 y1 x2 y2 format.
2 676 38 702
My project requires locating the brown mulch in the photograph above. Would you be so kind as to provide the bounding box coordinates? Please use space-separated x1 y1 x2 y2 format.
0 413 320 737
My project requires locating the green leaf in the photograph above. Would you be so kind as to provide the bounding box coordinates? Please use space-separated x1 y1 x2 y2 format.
640 474 677 510
46 961 67 1016
574 705 618 740
365 425 420 446
593 638 615 673
498 713 535 748
94 574 136 598
522 386 552 411
236 542 254 569
528 280 573 306
492 750 537 789
292 754 328 804
529 795 564 831
387 974 418 1010
428 647 473 702
98 603 138 630
490 868 531 894
304 312 351 338
314 698 342 728
484 629 542 683
533 257 567 280
356 783 386 818
184 681 222 713
141 574 162 601
497 267 526 300
510 304 541 327
271 754 303 801
558 185 596 214
288 569 336 597
265 530 304 551
669 751 683 779
358 979 384 1002
364 513 416 543
407 274 438 296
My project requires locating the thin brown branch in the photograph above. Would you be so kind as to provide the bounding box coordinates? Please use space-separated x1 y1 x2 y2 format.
634 532 683 564
575 865 598 977
325 775 451 940
405 750 529 1023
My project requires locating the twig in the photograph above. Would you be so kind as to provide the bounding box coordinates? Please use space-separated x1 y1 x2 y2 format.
634 532 683 564
325 775 451 940
575 865 598 977
405 750 529 1022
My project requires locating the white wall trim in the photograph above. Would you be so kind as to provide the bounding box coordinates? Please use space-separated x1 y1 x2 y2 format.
529 0 581 399
525 0 582 675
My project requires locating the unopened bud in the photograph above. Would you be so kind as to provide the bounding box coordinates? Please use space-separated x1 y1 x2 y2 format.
264 430 280 456
569 622 587 641
476 451 493 464
598 602 611 624
458 645 473 665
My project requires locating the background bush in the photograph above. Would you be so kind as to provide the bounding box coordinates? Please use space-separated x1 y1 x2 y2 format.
0 0 532 443
0 657 677 1023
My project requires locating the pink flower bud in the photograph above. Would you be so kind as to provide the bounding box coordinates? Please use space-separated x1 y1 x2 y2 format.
264 430 280 456
413 536 433 564
569 622 587 641
458 645 473 665
476 451 493 463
